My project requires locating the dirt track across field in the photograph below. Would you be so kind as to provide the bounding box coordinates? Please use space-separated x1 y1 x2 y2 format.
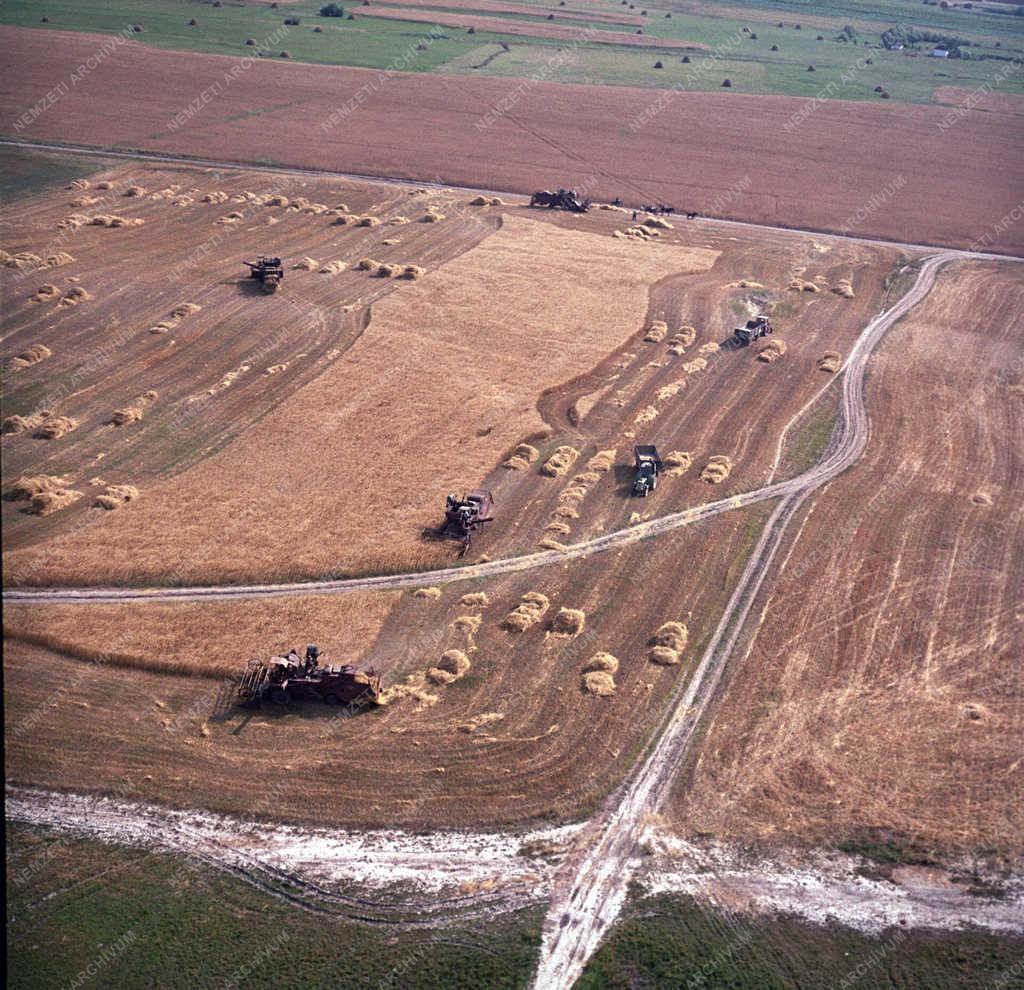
2 25 1023 254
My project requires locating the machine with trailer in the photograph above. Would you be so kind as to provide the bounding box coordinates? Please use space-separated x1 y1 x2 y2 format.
632 445 663 497
733 316 774 346
237 644 382 708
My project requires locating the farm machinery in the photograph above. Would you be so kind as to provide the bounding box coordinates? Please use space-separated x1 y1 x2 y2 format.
530 188 591 213
243 255 284 293
733 316 774 346
237 644 382 708
632 444 663 497
439 490 494 556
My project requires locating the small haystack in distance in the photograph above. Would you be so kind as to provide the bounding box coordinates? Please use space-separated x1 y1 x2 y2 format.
376 263 400 278
111 390 158 425
3 251 43 268
459 591 490 608
59 286 91 306
541 445 580 478
551 503 579 519
9 474 71 500
504 442 539 471
413 586 442 600
644 320 668 343
663 451 693 476
400 265 425 280
293 257 319 271
3 411 51 434
7 343 52 369
203 191 229 204
635 405 658 425
421 209 445 222
35 415 78 439
550 607 586 637
789 277 820 292
698 342 720 355
700 454 733 484
587 449 616 473
319 260 348 274
675 325 697 346
68 178 90 191
44 252 75 268
218 211 244 224
654 621 689 652
641 214 673 229
758 339 787 363
833 278 855 298
731 279 764 289
427 649 471 685
545 520 572 536
356 257 380 273
582 671 616 696
818 351 842 373
649 646 680 666
682 357 707 374
124 185 146 197
453 614 482 634
503 592 550 631
94 484 139 510
469 195 490 205
538 538 569 552
584 652 619 674
31 488 84 515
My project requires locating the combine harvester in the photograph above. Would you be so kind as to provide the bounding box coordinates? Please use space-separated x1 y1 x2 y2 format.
530 188 591 213
438 490 494 556
632 445 663 497
237 644 381 708
243 255 284 294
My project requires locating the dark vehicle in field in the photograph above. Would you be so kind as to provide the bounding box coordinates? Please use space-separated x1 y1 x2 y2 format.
530 188 591 213
244 255 284 293
733 316 774 346
238 644 381 708
440 490 494 555
632 444 663 497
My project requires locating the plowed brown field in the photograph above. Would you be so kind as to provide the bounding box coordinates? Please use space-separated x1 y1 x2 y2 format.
2 26 1022 253
671 259 1024 853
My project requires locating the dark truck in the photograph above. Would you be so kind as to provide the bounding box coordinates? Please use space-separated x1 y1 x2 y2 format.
632 445 663 497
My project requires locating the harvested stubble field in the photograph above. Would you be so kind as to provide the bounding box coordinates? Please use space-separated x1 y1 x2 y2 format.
2 170 914 829
3 498 774 830
1 162 495 576
672 260 1024 854
4 205 717 585
2 26 1022 253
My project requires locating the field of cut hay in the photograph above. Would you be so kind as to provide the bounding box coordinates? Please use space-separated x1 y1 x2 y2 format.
3 215 717 584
